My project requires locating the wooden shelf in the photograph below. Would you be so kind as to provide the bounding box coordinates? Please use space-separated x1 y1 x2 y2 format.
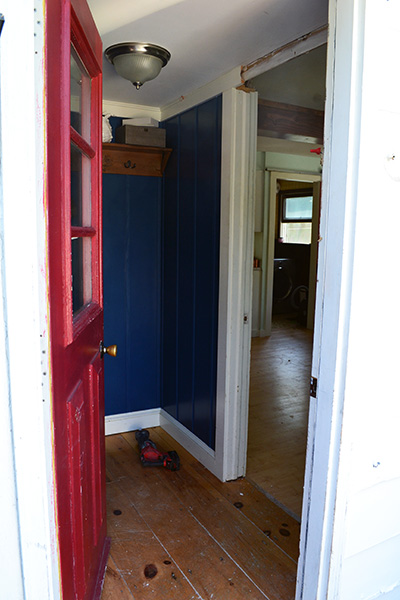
102 143 172 177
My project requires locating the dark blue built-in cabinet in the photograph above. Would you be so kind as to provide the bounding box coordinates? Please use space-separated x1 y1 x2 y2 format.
103 96 222 449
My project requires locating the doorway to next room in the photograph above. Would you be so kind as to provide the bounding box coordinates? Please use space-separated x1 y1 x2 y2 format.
245 44 326 522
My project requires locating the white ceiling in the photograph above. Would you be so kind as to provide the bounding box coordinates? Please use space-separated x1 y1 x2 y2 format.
87 0 328 109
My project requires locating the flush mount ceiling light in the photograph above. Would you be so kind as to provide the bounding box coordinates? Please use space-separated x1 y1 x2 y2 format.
105 42 171 90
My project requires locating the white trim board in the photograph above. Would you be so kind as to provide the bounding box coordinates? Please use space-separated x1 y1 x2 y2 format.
102 99 162 120
105 408 161 436
215 88 258 482
242 25 328 82
0 2 60 597
160 410 216 473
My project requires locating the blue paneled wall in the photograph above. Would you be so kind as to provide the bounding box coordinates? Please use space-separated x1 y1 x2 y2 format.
103 165 162 416
103 101 222 450
161 96 222 449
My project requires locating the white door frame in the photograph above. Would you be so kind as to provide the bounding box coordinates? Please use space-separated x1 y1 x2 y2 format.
262 170 321 338
218 0 370 597
215 88 258 481
297 0 367 596
0 1 60 597
212 18 330 487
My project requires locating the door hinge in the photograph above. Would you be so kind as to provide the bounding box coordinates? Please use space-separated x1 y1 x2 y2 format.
243 314 249 324
310 376 318 398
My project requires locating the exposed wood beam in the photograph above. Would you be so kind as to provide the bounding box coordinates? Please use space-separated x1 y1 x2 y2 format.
242 25 328 81
257 99 324 144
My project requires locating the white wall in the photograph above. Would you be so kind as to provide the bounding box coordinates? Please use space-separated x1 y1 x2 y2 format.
296 1 400 598
327 1 400 597
0 1 60 598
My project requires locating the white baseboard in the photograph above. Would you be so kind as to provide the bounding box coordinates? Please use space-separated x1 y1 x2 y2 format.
105 408 161 436
159 409 217 475
105 408 219 479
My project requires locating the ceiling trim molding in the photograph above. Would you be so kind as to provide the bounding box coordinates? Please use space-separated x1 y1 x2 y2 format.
242 24 328 82
102 99 162 120
160 66 242 121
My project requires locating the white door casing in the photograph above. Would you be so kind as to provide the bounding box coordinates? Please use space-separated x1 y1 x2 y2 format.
217 87 258 481
0 1 60 598
296 0 368 597
262 170 321 338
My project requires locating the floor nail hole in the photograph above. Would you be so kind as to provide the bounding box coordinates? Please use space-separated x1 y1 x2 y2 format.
144 564 158 579
234 501 243 509
163 560 171 565
113 509 122 516
279 528 291 537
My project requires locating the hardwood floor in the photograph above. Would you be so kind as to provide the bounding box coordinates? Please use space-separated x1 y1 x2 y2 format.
101 316 311 599
102 427 299 600
247 316 313 519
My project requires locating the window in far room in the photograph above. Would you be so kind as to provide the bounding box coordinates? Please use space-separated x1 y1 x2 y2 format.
279 187 313 244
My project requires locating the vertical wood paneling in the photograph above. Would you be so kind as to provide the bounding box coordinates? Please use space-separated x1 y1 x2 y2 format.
177 109 197 431
126 176 161 410
162 96 222 449
103 172 162 416
103 174 129 416
162 117 180 420
193 99 222 447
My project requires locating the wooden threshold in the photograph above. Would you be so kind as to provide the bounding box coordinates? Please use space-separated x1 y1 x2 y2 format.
102 426 299 600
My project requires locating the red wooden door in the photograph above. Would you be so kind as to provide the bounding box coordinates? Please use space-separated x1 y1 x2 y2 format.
46 1 109 598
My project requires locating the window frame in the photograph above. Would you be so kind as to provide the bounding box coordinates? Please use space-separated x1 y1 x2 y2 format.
279 187 314 245
280 187 314 223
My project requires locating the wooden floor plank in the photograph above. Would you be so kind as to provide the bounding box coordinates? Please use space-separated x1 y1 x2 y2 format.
106 481 199 599
122 431 297 600
110 533 200 600
106 435 274 600
150 427 300 562
100 315 311 600
107 480 150 540
101 555 136 600
247 316 313 518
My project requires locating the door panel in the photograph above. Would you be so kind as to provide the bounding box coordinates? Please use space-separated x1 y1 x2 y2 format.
67 381 87 597
46 0 108 598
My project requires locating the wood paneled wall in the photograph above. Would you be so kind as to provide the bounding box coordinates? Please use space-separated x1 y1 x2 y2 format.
103 172 162 416
161 96 222 449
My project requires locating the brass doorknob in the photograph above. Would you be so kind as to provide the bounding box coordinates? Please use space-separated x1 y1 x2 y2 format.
100 341 118 358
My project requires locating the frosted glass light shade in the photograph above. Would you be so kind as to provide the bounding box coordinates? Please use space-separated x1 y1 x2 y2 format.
105 43 171 90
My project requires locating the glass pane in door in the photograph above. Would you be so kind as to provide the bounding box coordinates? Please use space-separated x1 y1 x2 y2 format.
71 236 92 314
70 44 91 141
71 143 91 227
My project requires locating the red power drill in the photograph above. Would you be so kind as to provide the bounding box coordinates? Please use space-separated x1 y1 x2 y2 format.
135 429 180 471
